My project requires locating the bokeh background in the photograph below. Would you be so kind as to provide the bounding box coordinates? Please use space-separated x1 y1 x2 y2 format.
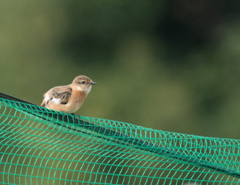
1 1 240 139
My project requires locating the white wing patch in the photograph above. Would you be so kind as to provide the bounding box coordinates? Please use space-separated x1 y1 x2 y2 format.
52 98 61 104
44 94 50 101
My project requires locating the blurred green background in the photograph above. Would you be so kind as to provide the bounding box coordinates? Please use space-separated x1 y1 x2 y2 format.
1 1 240 138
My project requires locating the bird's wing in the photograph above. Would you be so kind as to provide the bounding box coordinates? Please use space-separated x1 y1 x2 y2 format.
41 86 72 106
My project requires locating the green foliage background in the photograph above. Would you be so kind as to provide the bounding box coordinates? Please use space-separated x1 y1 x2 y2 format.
1 1 240 138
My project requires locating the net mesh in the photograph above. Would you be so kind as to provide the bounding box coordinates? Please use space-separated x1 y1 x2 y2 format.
0 97 240 185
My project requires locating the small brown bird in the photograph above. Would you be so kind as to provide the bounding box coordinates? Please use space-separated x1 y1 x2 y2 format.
40 75 96 113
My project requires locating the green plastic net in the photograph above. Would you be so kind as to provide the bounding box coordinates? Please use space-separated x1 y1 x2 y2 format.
0 93 240 185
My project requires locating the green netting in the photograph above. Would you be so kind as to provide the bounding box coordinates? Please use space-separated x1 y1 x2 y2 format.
0 95 240 185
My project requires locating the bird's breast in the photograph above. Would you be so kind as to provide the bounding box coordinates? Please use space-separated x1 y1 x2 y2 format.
66 90 87 113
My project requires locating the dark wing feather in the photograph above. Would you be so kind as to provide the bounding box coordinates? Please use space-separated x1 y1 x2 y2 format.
51 86 72 105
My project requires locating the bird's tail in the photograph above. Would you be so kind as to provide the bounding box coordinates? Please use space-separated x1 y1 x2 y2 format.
40 100 45 107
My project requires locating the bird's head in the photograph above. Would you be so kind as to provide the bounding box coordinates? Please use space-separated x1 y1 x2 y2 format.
72 75 96 94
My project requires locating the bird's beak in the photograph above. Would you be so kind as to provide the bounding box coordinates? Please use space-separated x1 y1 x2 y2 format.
91 81 97 85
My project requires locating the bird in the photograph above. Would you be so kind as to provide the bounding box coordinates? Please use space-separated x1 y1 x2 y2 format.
40 75 96 113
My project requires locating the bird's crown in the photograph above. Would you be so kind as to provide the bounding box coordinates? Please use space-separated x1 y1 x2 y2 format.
72 75 93 85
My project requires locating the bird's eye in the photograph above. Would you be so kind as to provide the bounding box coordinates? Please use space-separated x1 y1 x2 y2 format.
81 81 85 84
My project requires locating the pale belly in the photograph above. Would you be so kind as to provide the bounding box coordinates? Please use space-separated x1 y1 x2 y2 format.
46 99 84 113
66 101 83 113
